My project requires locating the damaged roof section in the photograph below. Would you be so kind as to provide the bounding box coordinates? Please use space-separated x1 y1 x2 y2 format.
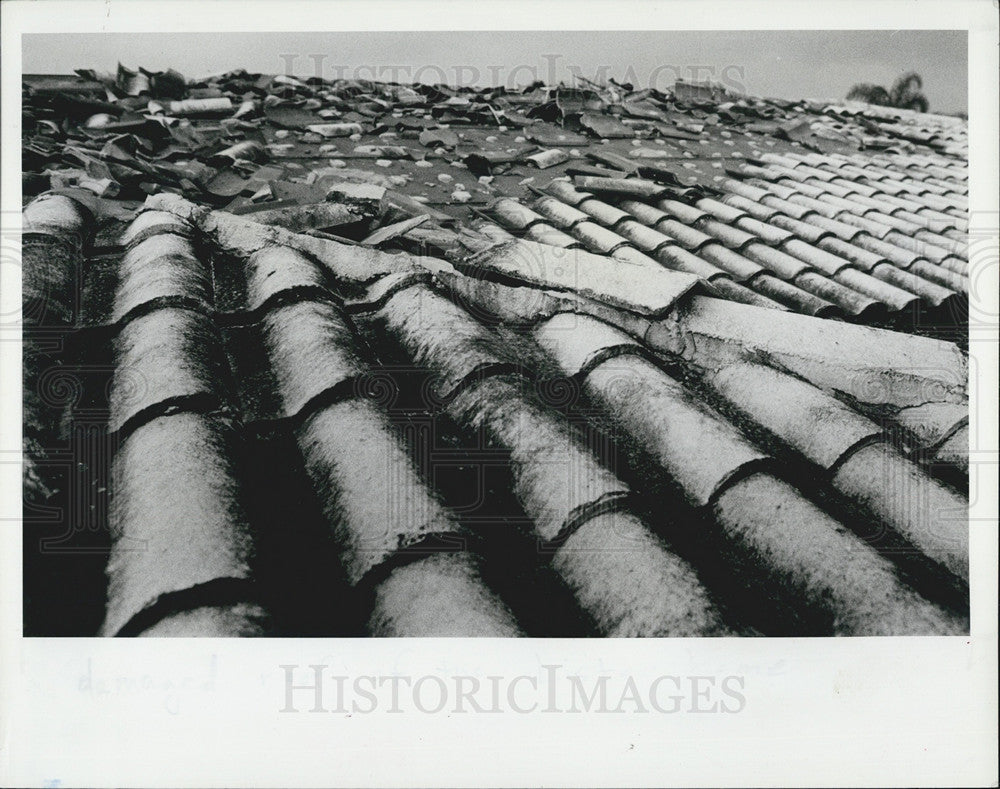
23 65 967 228
21 65 970 637
22 185 970 637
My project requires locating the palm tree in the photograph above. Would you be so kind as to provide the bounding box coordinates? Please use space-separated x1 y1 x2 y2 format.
846 72 929 112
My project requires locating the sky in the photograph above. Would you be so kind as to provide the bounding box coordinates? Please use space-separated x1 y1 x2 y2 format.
22 30 968 114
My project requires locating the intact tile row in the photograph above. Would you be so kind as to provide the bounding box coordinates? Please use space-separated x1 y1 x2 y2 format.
482 143 968 325
484 189 963 327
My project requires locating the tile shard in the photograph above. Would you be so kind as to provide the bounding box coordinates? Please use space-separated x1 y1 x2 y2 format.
241 201 367 234
575 176 668 200
154 97 234 117
578 112 636 139
526 148 570 169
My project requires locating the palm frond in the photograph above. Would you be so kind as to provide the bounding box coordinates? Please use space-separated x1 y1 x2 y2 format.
846 83 892 105
847 72 930 113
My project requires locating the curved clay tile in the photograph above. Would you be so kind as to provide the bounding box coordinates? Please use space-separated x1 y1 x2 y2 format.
113 233 212 323
102 412 262 636
109 307 232 434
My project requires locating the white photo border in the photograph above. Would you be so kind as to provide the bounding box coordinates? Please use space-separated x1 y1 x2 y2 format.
1 2 996 786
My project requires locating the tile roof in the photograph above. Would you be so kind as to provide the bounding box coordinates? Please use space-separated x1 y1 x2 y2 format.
21 69 970 637
481 155 967 324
